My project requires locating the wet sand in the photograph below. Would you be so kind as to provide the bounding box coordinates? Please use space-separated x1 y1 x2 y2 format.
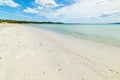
0 24 120 80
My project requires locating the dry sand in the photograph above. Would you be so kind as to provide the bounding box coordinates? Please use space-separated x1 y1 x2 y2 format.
0 24 120 80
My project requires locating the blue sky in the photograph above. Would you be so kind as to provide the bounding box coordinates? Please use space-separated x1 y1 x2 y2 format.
0 0 120 23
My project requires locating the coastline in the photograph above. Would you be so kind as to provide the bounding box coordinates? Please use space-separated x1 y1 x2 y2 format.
0 24 120 80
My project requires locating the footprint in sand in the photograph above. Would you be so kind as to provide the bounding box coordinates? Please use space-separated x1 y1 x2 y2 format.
57 64 63 71
17 33 20 35
0 57 2 60
108 69 113 72
39 43 42 46
116 71 119 74
82 78 85 80
43 71 46 75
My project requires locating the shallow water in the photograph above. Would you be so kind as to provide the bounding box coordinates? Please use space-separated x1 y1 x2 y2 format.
26 24 120 46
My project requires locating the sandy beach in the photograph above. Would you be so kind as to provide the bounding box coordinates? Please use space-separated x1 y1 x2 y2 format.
0 24 120 80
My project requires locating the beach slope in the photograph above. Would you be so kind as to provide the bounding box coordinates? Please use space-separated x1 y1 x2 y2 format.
0 24 120 80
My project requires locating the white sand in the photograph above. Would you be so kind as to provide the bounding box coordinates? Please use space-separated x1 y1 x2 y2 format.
0 24 120 80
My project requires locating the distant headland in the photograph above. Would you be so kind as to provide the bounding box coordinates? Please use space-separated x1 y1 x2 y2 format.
111 22 120 24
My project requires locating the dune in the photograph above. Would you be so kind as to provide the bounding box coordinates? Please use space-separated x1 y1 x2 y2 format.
0 24 120 80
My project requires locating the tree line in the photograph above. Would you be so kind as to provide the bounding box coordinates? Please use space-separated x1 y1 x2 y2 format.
0 19 63 24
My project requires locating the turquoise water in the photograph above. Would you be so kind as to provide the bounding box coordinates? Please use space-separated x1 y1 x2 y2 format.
26 24 120 46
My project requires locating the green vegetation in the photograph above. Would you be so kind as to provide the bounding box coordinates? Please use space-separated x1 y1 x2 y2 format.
0 19 63 24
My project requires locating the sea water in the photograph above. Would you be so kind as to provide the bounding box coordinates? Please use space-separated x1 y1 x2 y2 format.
26 24 120 46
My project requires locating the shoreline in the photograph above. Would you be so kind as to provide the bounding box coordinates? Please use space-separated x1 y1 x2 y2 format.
0 24 120 80
26 23 120 47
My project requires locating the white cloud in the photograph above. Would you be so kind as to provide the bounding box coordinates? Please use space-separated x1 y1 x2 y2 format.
0 0 20 7
23 7 39 14
35 0 59 8
42 0 120 23
24 0 120 23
